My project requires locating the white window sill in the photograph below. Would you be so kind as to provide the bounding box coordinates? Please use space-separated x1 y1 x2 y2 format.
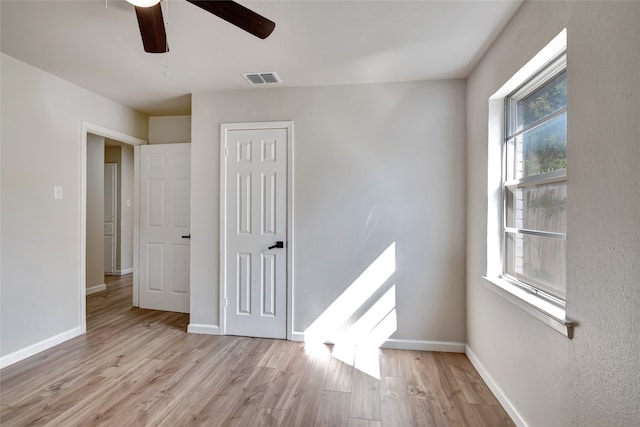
482 276 575 339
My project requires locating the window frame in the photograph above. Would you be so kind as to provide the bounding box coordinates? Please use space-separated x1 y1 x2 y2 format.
500 52 568 306
483 29 574 339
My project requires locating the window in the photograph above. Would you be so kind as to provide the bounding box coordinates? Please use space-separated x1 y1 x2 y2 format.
485 30 572 337
502 53 567 303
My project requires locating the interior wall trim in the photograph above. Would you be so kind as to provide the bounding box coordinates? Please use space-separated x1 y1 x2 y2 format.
0 327 83 369
187 324 221 335
290 331 465 353
86 284 107 295
466 345 527 427
383 338 465 353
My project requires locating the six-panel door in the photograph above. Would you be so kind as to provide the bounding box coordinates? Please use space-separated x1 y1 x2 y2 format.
225 128 287 339
139 143 191 313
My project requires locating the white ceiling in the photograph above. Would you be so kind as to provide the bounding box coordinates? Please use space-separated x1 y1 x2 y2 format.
1 0 522 116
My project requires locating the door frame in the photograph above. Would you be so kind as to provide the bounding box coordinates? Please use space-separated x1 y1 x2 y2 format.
219 121 294 340
80 121 146 333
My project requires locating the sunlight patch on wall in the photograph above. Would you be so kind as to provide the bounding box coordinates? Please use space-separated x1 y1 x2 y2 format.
304 243 398 379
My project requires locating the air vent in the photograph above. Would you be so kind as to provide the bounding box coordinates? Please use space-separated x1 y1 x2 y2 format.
242 72 282 85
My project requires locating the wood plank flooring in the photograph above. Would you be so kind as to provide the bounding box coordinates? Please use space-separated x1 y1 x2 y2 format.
0 275 514 426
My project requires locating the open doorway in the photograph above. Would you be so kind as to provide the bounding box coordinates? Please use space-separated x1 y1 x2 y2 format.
104 140 135 278
80 122 146 333
85 136 136 329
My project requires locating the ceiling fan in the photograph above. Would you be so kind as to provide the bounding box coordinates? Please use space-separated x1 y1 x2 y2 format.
127 0 276 53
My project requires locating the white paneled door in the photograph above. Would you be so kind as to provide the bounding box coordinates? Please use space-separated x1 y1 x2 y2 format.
104 163 117 275
223 126 289 339
139 143 191 313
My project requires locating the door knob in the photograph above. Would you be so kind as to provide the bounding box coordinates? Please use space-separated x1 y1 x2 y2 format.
181 234 191 239
268 241 284 250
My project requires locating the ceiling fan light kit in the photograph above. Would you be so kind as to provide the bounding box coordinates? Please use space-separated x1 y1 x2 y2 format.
126 0 160 8
128 0 276 54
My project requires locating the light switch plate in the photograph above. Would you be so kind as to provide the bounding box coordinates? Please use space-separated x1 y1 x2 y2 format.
54 185 63 200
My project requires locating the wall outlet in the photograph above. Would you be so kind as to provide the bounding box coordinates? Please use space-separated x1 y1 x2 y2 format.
126 200 131 208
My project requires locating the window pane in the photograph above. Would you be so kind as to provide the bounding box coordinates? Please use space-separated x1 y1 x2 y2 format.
517 70 567 129
508 112 566 179
506 182 567 234
505 232 566 298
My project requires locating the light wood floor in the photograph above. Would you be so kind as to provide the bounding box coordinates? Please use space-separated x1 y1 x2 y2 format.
0 275 514 426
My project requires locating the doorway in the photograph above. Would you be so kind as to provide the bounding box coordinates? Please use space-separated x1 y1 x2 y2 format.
80 122 146 333
104 162 118 276
104 140 136 277
86 138 134 298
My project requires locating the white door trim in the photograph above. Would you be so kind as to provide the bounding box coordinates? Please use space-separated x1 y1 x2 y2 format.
219 121 294 340
80 121 146 333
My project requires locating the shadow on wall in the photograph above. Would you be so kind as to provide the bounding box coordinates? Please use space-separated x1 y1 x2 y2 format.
304 242 397 379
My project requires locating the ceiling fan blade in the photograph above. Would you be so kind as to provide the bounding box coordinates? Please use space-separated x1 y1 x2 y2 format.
134 3 168 53
186 0 275 39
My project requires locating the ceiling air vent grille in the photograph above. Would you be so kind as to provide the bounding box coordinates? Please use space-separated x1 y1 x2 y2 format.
242 72 282 85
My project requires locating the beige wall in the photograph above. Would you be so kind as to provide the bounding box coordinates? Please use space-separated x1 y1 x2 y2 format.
86 134 105 288
148 116 191 144
120 145 134 272
466 1 640 426
0 53 147 362
190 80 467 345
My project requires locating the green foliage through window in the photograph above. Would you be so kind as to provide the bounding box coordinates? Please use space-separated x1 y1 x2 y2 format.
513 70 568 178
521 71 567 126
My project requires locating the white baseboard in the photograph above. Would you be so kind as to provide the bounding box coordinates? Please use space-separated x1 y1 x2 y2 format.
86 284 107 295
290 331 305 342
187 324 220 335
288 332 464 353
465 345 527 427
382 338 465 353
0 326 83 369
105 268 133 276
